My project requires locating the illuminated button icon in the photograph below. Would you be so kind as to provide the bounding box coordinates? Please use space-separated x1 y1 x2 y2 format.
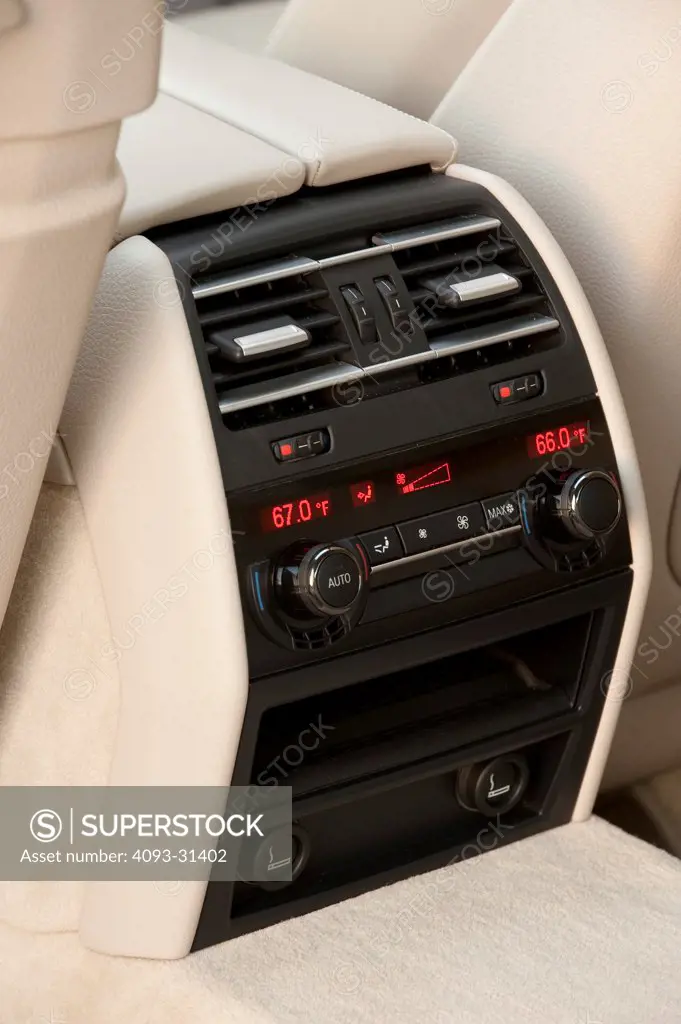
418 528 428 540
272 439 296 462
457 515 470 531
493 375 542 406
350 481 377 507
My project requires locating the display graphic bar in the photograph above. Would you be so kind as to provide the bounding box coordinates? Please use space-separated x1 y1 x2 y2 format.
396 461 452 494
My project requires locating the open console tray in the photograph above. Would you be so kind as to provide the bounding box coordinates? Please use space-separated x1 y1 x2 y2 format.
250 615 591 797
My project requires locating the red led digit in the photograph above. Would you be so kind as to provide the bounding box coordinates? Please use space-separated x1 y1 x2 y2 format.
260 493 332 532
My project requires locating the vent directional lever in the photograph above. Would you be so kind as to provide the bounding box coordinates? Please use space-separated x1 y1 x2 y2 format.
375 276 413 334
420 265 520 308
340 284 376 345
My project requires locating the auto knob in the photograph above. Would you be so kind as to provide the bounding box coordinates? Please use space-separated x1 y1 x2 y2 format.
273 542 367 621
552 469 622 541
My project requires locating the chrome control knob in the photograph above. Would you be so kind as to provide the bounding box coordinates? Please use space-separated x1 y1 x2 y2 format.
554 469 622 541
274 542 366 621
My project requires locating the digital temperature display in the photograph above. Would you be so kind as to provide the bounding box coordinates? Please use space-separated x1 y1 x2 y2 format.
261 494 332 532
527 422 590 459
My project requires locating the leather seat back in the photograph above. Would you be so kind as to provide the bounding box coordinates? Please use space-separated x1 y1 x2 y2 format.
179 0 512 119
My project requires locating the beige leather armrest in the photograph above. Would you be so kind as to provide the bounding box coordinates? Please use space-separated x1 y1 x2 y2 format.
160 22 456 188
117 93 306 238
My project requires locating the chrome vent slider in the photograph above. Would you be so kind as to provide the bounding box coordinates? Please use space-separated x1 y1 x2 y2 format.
419 267 521 308
211 316 311 363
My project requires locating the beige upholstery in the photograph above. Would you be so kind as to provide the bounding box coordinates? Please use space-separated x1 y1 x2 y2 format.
0 484 117 938
178 0 512 119
178 0 285 52
269 0 513 119
0 0 24 34
114 23 457 235
0 1 161 647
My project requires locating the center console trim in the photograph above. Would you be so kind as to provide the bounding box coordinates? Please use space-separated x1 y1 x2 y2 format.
71 155 649 960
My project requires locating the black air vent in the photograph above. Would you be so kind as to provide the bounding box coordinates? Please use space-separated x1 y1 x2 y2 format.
376 219 561 387
193 259 357 431
190 212 563 431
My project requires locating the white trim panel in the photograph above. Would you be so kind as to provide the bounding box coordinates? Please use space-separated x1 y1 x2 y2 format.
60 237 249 959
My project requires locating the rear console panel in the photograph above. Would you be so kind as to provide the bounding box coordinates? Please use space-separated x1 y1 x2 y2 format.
149 171 637 949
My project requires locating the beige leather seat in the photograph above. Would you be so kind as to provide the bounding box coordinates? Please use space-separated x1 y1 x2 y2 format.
178 0 285 54
178 0 513 119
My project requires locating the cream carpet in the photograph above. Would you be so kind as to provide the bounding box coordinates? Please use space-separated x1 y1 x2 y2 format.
2 817 681 1023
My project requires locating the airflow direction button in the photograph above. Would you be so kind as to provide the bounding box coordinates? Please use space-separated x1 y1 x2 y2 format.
492 374 543 405
358 527 404 567
272 429 330 463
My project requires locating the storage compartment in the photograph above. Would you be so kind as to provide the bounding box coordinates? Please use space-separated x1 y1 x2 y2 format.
250 615 592 796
